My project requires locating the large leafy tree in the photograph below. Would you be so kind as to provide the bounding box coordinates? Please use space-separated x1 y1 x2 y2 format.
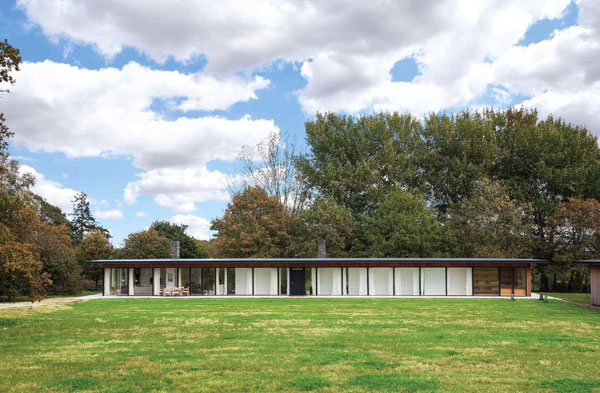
545 198 600 292
295 197 356 257
117 228 170 259
362 188 443 257
211 187 296 258
418 110 497 212
150 220 209 258
78 230 113 288
446 178 531 258
297 112 424 218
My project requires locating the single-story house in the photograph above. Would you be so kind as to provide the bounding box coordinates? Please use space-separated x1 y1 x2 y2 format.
574 260 600 306
85 257 546 297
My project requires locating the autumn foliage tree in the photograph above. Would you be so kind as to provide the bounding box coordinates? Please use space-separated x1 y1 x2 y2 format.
211 187 297 257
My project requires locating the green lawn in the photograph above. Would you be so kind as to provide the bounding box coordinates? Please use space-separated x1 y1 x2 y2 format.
546 292 591 304
1 298 599 392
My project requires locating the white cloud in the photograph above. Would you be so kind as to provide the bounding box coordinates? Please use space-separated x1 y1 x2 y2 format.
17 0 599 135
135 211 147 217
94 209 124 220
19 164 78 214
4 61 277 212
171 214 213 240
124 167 237 212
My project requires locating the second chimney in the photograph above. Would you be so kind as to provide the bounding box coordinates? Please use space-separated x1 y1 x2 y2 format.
318 239 326 258
170 240 180 259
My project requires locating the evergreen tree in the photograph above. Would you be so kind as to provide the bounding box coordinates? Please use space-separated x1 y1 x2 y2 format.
69 192 108 242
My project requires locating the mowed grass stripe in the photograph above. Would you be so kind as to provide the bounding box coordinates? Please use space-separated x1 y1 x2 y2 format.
0 298 599 392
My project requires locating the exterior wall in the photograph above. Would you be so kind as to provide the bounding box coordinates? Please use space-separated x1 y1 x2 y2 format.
100 263 534 297
592 266 600 306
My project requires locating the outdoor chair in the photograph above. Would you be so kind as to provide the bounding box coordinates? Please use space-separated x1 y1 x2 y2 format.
182 287 190 296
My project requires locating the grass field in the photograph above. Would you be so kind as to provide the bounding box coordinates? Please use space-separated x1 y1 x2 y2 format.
1 298 599 393
546 292 592 304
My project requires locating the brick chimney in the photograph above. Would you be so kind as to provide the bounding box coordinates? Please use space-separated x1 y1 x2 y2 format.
170 240 180 259
318 239 326 258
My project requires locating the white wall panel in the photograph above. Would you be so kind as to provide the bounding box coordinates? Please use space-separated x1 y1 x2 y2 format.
421 268 446 295
254 268 277 295
369 268 393 295
395 268 419 295
447 268 472 295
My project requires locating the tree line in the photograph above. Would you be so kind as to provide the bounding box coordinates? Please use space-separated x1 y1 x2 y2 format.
0 40 212 301
212 111 600 293
2 39 599 299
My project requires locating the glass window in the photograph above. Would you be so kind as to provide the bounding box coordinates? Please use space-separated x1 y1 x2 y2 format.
473 268 499 295
280 268 288 294
227 268 236 295
160 268 177 289
346 268 367 295
514 268 527 296
202 268 216 295
500 268 513 296
369 268 393 295
133 268 153 295
110 268 129 295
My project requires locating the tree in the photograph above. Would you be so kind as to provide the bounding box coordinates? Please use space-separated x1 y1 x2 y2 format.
297 112 424 218
236 131 308 215
211 187 296 257
150 220 209 258
418 110 497 213
78 230 113 288
362 188 443 257
295 197 355 257
69 192 108 242
0 222 50 301
446 178 531 258
545 198 600 292
0 39 21 157
118 228 170 259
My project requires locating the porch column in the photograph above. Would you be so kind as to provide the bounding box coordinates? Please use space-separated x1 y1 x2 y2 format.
153 268 160 296
103 268 110 296
216 268 221 295
286 268 290 295
128 268 134 295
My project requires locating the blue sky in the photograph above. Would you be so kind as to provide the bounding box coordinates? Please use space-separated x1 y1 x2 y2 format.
0 0 597 244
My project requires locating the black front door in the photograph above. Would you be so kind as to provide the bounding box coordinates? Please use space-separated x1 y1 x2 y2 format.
290 268 306 295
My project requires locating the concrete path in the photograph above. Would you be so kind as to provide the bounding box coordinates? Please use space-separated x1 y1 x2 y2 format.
0 294 97 309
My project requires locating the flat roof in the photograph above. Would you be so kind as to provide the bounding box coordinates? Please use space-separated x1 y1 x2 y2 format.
574 260 600 265
85 257 547 265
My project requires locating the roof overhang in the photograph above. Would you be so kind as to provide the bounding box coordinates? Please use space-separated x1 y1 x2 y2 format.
85 257 548 266
574 260 600 265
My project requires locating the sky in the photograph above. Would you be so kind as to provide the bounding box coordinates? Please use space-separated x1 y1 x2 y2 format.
0 0 598 245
